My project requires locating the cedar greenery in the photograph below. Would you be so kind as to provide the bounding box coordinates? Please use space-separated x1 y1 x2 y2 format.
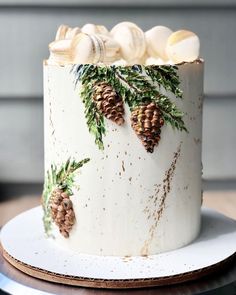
73 64 187 150
42 157 90 235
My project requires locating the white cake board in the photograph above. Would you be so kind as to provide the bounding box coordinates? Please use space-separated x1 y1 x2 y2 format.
1 207 236 289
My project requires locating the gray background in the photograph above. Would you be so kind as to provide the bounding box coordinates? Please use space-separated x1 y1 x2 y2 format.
0 0 235 186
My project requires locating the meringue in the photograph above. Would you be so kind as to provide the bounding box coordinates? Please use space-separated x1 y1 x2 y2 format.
166 30 200 63
110 22 146 62
145 26 173 61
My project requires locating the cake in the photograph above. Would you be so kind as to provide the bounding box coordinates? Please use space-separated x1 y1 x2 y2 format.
42 22 204 256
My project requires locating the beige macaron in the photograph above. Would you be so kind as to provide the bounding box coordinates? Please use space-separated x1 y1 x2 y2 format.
65 27 81 39
71 33 121 64
55 25 69 41
110 22 146 62
48 39 73 65
145 26 173 61
166 30 200 63
81 24 109 35
71 33 105 64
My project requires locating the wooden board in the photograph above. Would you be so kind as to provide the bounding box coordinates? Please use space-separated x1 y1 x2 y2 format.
1 207 236 289
1 246 235 289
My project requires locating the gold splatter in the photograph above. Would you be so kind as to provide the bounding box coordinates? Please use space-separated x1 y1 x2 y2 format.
140 144 182 256
122 160 125 172
194 138 201 145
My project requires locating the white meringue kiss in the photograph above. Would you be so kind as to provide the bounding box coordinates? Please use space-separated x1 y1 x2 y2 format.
166 30 200 63
110 22 146 62
145 26 173 61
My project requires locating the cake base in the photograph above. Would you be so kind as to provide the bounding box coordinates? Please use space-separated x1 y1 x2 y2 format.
1 207 235 289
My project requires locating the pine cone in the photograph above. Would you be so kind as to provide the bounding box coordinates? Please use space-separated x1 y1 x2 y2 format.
50 188 75 238
131 102 164 153
93 82 125 125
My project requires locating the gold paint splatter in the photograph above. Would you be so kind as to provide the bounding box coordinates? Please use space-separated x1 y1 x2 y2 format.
194 138 201 145
141 144 182 256
122 160 125 172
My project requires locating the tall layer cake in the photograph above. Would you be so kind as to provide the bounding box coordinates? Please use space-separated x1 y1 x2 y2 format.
42 22 204 256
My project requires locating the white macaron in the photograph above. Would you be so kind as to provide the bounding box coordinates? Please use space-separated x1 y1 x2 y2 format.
110 22 146 62
166 30 200 63
145 26 173 61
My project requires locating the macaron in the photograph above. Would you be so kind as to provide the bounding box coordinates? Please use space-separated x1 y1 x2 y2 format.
98 34 121 63
110 22 146 62
145 26 173 61
166 30 200 63
55 25 69 41
81 24 109 35
48 39 73 65
71 33 105 64
65 27 81 39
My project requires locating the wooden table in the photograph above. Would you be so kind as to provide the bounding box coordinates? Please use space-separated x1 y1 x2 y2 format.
0 191 236 295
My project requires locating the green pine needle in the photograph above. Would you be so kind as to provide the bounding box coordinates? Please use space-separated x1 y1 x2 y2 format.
42 157 90 235
73 64 187 149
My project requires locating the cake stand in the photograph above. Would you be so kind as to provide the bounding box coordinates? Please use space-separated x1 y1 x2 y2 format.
0 207 236 290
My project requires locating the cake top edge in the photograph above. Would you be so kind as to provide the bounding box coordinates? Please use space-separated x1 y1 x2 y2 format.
43 58 204 67
47 22 201 67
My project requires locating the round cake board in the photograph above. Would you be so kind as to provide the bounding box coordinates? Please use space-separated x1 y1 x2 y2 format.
0 207 236 289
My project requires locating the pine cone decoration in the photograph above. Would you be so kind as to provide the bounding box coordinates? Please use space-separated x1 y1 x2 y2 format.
50 188 75 238
93 82 125 125
131 102 164 153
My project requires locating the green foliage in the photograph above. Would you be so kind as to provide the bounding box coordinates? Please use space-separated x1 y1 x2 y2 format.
42 157 90 235
75 64 106 149
145 65 183 99
73 64 187 149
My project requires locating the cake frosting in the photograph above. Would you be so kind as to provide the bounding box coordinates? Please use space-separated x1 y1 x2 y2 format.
42 22 204 256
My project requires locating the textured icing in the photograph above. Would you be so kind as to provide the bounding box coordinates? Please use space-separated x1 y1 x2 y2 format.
43 61 204 256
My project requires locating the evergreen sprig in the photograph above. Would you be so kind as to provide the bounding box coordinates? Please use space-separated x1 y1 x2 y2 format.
74 64 106 149
145 65 183 99
42 157 90 235
153 94 187 131
113 66 187 131
73 64 187 149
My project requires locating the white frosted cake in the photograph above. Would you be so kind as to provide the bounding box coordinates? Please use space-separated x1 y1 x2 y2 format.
42 22 204 256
